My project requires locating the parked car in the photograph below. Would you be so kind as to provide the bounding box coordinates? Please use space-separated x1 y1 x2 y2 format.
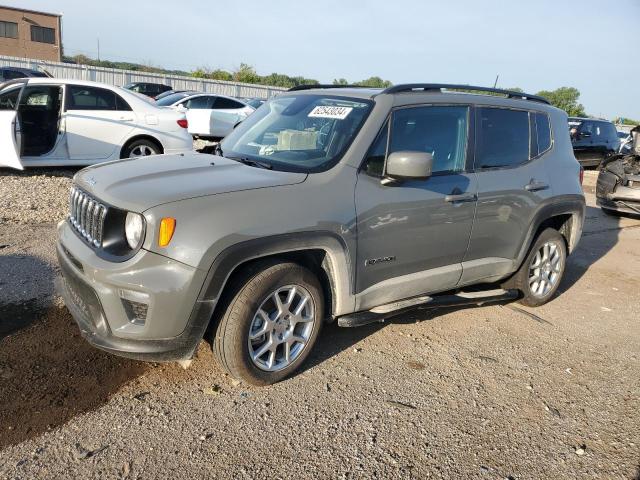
597 125 640 216
158 92 255 139
55 84 585 385
568 117 620 167
0 66 50 82
0 78 192 169
123 82 172 98
244 97 266 109
155 89 196 102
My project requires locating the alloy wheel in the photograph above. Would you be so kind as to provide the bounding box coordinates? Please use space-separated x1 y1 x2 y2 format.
528 241 562 297
248 285 315 372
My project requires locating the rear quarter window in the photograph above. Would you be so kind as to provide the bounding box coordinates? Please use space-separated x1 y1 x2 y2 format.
535 112 552 156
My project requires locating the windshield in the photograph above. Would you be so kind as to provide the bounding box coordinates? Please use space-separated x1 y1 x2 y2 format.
219 94 373 172
156 92 190 106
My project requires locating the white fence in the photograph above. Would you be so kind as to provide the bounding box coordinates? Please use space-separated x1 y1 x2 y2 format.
0 55 286 99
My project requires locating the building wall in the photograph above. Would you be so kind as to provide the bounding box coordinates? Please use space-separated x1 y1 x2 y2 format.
0 7 61 61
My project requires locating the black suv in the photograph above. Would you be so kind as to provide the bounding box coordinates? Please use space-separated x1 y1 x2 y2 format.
0 67 49 82
569 117 620 167
123 82 172 98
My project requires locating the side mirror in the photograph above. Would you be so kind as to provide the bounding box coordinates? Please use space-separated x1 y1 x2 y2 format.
383 151 433 183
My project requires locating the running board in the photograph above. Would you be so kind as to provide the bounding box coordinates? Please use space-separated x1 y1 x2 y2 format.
337 289 519 328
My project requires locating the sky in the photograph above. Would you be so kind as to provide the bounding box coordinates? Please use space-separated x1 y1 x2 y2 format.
8 0 640 119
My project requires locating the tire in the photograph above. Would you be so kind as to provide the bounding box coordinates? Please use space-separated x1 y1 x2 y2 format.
121 139 161 158
503 228 567 307
213 260 324 386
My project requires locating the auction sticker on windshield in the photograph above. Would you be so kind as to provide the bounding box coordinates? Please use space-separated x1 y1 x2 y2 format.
308 106 353 120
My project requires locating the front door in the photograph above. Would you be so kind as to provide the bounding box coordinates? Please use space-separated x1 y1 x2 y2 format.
354 105 477 311
0 82 25 169
64 85 135 161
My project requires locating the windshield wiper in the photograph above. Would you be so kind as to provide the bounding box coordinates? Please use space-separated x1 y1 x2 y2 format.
227 156 273 170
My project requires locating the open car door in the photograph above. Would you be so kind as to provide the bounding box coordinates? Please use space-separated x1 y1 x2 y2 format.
0 81 24 170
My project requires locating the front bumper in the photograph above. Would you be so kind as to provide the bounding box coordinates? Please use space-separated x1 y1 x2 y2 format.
56 220 213 362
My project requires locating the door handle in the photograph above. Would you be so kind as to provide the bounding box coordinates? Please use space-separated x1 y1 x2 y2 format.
524 181 549 192
119 116 134 121
444 193 477 203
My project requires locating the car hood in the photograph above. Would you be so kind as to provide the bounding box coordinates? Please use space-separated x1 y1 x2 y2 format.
74 153 307 212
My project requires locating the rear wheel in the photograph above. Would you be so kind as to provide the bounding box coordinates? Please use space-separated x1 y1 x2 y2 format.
504 228 567 307
213 260 324 385
121 139 161 158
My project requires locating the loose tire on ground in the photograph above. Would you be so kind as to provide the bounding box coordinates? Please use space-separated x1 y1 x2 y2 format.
503 228 567 307
213 260 324 386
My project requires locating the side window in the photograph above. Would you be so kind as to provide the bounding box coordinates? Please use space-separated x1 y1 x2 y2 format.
581 121 594 137
363 120 389 177
67 86 118 111
214 97 245 110
184 96 211 109
389 106 469 173
0 86 22 110
115 93 132 111
476 108 529 169
535 112 552 154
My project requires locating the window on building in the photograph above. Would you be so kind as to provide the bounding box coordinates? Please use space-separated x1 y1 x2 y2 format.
30 25 56 44
0 21 18 39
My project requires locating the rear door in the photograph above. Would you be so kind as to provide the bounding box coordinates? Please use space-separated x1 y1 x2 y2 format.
461 107 553 285
0 81 25 169
65 85 136 161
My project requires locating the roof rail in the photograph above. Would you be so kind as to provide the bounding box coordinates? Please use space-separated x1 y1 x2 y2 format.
287 84 371 92
380 83 550 105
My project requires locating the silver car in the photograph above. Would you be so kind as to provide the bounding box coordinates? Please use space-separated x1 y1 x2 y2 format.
56 84 585 385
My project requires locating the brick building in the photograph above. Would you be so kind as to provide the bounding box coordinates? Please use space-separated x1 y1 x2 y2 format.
0 5 62 61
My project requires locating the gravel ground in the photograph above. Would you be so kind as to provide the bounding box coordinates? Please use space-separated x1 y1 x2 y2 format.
1 170 639 479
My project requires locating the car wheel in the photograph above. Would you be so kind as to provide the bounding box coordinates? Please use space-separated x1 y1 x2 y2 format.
504 228 567 307
213 260 324 385
121 139 161 158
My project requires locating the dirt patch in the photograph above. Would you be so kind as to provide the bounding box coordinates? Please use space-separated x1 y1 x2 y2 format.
0 306 148 447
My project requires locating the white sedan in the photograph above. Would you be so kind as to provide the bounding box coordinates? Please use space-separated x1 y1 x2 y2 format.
0 78 193 170
156 92 255 139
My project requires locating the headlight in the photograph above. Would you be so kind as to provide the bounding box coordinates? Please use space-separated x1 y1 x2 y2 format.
124 212 145 249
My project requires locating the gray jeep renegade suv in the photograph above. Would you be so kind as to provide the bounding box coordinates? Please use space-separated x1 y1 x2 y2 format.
56 84 585 385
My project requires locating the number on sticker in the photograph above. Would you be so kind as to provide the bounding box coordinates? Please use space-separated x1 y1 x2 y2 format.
308 106 353 120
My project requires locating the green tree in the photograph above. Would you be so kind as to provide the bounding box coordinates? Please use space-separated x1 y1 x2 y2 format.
612 117 639 125
353 76 393 88
535 87 586 117
233 63 261 84
333 78 349 85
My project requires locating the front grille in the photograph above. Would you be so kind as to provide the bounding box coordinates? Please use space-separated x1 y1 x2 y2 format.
69 187 108 248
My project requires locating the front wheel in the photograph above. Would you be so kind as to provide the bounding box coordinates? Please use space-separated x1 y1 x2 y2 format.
504 228 567 307
213 260 324 385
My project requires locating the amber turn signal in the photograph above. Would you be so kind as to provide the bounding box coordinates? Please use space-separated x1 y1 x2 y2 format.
158 217 176 247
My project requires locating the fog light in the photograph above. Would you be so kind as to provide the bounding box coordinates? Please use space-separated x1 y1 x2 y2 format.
119 289 150 326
